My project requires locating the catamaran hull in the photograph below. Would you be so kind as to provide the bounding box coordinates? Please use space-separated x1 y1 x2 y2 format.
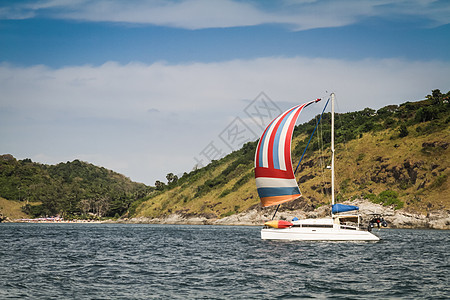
261 227 380 241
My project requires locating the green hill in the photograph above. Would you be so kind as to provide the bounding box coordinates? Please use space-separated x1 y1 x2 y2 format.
134 89 450 219
0 156 151 219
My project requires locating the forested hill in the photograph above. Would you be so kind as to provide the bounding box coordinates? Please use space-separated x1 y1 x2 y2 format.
0 156 151 219
133 89 449 219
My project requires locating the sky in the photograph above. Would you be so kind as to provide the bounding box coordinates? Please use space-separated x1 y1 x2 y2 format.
1 0 450 185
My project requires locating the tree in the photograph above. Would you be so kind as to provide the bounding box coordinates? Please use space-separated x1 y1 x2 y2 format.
95 196 110 217
415 107 437 123
155 180 166 191
166 173 178 185
431 89 442 104
79 198 92 216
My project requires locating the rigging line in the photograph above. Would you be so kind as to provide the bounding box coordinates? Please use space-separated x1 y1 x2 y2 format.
294 98 330 175
271 204 280 220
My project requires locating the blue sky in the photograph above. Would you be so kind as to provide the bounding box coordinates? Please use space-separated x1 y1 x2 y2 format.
1 0 450 185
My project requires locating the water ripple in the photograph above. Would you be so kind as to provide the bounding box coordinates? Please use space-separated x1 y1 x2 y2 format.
0 224 448 299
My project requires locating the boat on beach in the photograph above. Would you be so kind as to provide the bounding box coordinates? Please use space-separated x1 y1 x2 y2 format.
255 93 381 241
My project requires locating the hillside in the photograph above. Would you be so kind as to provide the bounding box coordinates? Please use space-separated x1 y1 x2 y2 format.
0 156 151 220
1 89 448 225
133 90 449 222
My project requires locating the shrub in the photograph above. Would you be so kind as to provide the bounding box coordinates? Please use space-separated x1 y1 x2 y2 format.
375 190 404 210
219 189 231 198
399 124 409 137
364 193 377 201
220 211 234 218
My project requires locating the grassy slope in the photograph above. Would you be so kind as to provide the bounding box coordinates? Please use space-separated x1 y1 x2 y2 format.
136 155 258 218
0 197 30 219
298 125 449 214
134 97 449 219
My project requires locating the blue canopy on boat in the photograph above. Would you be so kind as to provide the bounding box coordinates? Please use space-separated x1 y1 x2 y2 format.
332 204 359 214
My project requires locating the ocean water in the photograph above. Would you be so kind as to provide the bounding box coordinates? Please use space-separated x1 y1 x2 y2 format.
0 224 448 299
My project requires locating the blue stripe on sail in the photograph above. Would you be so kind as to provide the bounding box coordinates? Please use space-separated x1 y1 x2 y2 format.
257 186 301 198
272 109 293 170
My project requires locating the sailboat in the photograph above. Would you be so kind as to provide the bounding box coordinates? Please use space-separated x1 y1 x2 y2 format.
255 93 380 241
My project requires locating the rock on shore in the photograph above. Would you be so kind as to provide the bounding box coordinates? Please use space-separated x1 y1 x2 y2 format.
123 200 449 229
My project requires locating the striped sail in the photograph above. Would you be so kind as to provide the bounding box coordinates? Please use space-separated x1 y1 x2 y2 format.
255 99 320 207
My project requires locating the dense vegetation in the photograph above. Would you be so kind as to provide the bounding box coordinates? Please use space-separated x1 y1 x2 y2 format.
0 156 151 219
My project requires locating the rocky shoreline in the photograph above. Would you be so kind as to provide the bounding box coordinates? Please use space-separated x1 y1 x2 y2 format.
3 200 447 229
117 200 450 230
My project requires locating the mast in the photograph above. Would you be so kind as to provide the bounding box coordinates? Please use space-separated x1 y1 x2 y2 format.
331 93 335 210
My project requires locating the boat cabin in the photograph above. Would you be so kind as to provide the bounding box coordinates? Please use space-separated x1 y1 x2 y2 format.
334 214 361 230
289 214 361 230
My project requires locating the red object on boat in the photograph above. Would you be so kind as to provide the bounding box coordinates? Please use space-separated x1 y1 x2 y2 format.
264 220 293 229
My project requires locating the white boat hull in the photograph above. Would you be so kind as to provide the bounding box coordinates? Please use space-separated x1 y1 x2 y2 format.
261 226 380 241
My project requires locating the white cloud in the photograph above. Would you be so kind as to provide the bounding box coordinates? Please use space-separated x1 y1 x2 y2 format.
1 57 449 184
1 0 448 30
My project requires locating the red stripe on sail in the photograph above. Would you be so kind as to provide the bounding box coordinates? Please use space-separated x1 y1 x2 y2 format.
255 166 294 180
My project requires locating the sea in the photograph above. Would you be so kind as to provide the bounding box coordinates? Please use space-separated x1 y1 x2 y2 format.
0 223 448 299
